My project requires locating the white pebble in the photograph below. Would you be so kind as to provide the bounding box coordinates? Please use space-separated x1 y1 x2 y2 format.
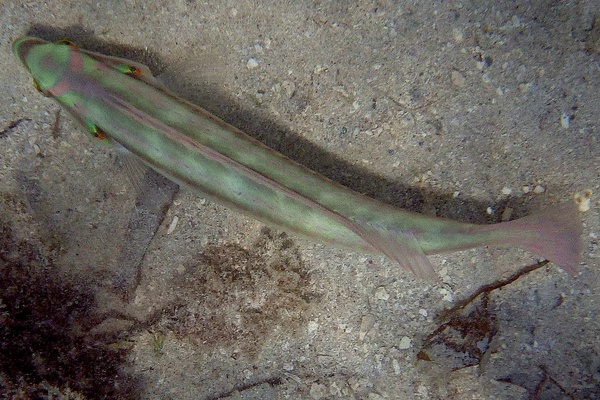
167 215 179 234
246 58 259 69
307 320 319 334
533 185 545 194
398 336 412 349
283 363 294 371
501 186 512 195
374 286 390 300
560 112 571 128
439 288 454 302
392 358 401 375
313 65 325 74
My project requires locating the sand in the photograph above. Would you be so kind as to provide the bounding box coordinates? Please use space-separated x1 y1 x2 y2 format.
1 1 598 399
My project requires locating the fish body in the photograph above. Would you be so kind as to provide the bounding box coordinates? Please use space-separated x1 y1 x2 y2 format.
12 37 583 279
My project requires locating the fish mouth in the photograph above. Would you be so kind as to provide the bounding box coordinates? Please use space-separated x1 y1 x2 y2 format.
12 36 49 70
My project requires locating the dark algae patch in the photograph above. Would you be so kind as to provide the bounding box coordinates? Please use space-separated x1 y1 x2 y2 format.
0 223 139 399
156 228 320 358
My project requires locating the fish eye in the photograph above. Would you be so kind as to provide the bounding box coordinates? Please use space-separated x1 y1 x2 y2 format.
126 66 142 76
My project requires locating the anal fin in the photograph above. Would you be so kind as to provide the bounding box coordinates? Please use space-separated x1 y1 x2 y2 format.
358 222 439 281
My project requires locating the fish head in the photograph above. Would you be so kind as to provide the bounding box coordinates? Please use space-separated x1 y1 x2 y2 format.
13 36 71 97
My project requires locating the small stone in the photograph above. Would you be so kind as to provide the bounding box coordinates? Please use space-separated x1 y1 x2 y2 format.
417 384 429 397
418 309 428 317
392 358 401 375
518 82 532 93
451 70 465 87
283 363 294 371
439 266 448 277
560 112 571 128
329 382 341 396
313 64 325 74
246 58 259 69
574 190 592 212
359 315 374 341
398 336 412 349
452 28 464 43
440 288 454 302
167 215 179 234
281 80 296 98
501 186 512 195
511 15 522 27
533 185 545 194
374 286 390 300
501 207 513 222
522 185 531 193
310 383 328 399
348 377 362 391
88 318 134 336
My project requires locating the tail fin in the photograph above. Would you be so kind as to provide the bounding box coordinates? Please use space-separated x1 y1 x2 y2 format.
486 204 583 274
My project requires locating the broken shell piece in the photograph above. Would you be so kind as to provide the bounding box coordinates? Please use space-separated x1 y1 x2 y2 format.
574 190 592 212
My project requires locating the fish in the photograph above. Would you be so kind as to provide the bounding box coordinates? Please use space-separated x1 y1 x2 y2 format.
12 36 583 280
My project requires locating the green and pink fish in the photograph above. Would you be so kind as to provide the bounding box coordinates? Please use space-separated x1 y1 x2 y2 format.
12 36 583 280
